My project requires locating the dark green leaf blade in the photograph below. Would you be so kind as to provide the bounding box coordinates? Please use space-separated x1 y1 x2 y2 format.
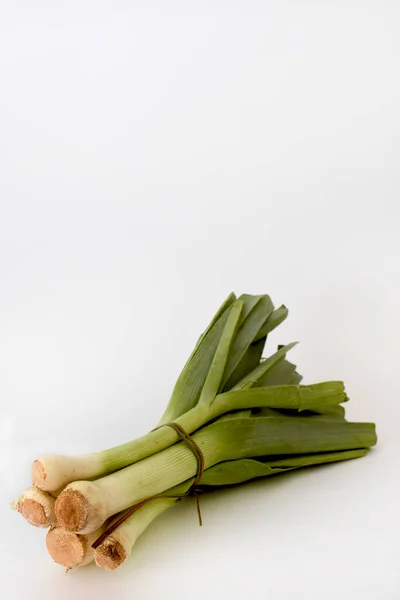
223 338 266 390
198 300 243 404
199 448 369 486
254 357 297 387
160 295 236 422
290 372 303 385
215 381 347 413
195 416 377 461
221 295 275 387
254 305 288 341
232 342 298 390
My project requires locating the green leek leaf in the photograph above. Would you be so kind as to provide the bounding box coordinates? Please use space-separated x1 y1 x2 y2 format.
221 295 274 387
215 381 347 414
254 357 297 387
160 295 236 422
199 448 369 486
232 342 298 390
198 300 243 405
194 416 377 461
223 337 266 390
254 305 288 341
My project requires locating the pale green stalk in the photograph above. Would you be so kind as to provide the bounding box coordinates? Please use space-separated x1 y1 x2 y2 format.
36 381 346 491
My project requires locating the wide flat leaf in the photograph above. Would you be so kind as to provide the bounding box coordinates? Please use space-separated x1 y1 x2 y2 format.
218 409 253 422
160 295 236 423
256 402 346 420
260 448 368 468
256 407 282 417
290 371 303 385
237 294 272 323
214 381 347 414
254 357 297 387
194 416 377 462
254 305 288 341
232 342 298 390
310 404 346 420
221 295 274 387
198 300 243 404
199 448 369 486
259 408 346 422
194 292 236 350
223 337 266 391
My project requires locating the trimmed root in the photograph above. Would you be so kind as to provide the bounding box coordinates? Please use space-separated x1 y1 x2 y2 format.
55 481 107 534
94 538 128 571
46 527 88 568
55 488 90 532
12 486 56 528
46 523 107 569
46 526 103 568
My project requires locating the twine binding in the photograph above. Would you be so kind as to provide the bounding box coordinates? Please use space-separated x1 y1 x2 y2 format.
92 422 205 550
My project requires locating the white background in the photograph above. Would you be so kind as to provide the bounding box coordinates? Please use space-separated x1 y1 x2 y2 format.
0 2 399 599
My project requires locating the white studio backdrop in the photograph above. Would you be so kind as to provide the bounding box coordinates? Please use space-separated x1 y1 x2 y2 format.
0 2 399 599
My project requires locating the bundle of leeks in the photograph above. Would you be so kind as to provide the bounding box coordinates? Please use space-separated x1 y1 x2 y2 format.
12 293 376 571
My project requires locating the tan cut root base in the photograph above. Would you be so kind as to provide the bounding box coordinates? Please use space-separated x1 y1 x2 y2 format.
94 539 127 571
18 498 47 527
55 489 90 532
46 527 87 568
